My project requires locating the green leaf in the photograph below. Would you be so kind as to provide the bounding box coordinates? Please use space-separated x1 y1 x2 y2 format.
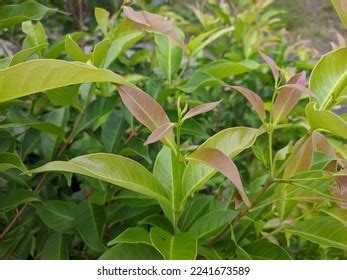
0 190 41 212
332 0 347 28
188 210 238 241
306 102 347 139
74 199 106 252
242 241 292 260
95 7 110 36
41 233 71 260
22 21 47 48
321 208 347 227
36 200 76 234
309 48 347 109
47 85 81 109
0 59 130 103
0 153 27 173
101 110 127 153
27 153 169 205
65 34 89 62
181 127 259 209
99 243 162 260
0 2 57 30
154 34 183 85
92 39 111 67
150 227 197 260
287 217 347 250
107 227 151 246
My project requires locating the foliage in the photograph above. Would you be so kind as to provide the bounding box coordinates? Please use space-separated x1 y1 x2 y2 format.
0 0 346 260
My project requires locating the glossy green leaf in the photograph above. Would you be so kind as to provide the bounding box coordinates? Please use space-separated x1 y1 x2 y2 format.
0 190 40 212
36 200 76 234
181 127 259 208
95 7 110 36
306 102 347 139
242 241 292 260
154 34 183 85
22 21 47 48
75 199 106 252
41 233 71 260
188 210 238 241
46 85 81 109
150 227 197 260
287 217 347 250
0 153 27 173
27 153 169 205
107 227 151 246
309 48 347 109
0 59 130 103
0 2 57 30
99 243 162 260
65 35 89 62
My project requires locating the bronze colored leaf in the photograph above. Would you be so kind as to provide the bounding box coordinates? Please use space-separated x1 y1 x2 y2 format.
182 101 221 121
145 123 175 145
259 51 280 82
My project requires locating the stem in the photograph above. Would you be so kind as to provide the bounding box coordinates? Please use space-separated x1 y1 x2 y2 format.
0 85 96 241
268 131 274 177
173 57 190 88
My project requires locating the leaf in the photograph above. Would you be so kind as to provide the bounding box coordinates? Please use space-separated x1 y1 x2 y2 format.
0 59 130 103
0 190 40 212
154 34 183 85
332 0 347 28
101 110 127 153
183 101 221 121
185 148 250 207
181 127 259 209
74 199 106 252
116 6 185 50
284 134 314 178
139 214 174 233
92 39 111 68
227 86 265 121
0 2 57 30
0 153 27 173
99 243 162 260
41 233 71 260
242 241 292 260
286 217 347 250
27 153 169 205
36 200 76 234
107 227 151 246
65 34 89 62
322 208 347 227
272 72 306 125
117 85 175 150
188 210 238 241
22 21 47 48
144 122 175 145
46 85 81 109
150 227 197 260
259 51 280 82
306 102 347 139
309 48 347 109
95 7 110 36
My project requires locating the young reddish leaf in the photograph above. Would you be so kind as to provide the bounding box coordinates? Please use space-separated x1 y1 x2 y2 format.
227 86 265 121
122 6 185 51
182 101 221 121
312 131 336 157
284 135 314 178
144 123 175 145
116 85 175 149
272 72 307 125
259 50 280 82
123 6 149 26
334 169 347 193
185 147 251 207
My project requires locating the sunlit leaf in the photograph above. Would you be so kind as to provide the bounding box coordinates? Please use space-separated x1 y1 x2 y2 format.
144 123 175 145
183 101 221 121
95 7 110 36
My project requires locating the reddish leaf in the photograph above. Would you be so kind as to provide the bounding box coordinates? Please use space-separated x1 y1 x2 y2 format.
259 50 280 82
185 147 251 207
123 6 149 26
334 169 347 193
284 135 314 178
122 6 185 50
272 72 307 125
144 122 175 145
182 101 221 121
227 86 265 121
312 131 336 157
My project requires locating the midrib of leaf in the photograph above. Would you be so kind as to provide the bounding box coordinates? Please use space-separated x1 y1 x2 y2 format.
168 235 174 260
321 72 347 109
88 201 100 241
273 87 297 124
46 207 74 222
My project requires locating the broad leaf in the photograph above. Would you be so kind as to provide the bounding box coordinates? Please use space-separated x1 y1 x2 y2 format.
144 123 175 145
0 153 27 173
0 2 57 30
259 51 280 82
27 153 169 205
99 243 162 260
65 35 89 62
242 241 292 260
41 233 71 260
0 59 130 103
95 7 110 36
332 0 347 28
309 48 347 109
183 101 221 121
181 127 259 208
287 217 347 250
74 199 106 252
150 227 197 260
107 227 151 246
0 190 40 212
